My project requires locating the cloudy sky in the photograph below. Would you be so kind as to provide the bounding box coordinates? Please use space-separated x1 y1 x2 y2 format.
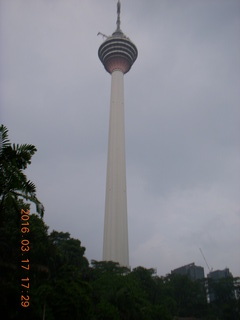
1 0 240 277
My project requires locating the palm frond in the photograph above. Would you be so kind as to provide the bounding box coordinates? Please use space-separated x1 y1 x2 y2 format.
13 191 45 218
22 179 37 194
0 125 11 154
12 143 37 155
12 143 37 169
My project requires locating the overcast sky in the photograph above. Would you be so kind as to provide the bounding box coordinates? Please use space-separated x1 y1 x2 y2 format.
1 0 240 277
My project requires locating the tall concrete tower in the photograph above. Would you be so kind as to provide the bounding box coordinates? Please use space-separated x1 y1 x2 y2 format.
98 1 137 267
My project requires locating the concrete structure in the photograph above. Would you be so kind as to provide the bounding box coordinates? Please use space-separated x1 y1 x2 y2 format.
207 268 233 302
98 1 137 267
207 268 232 280
171 263 205 281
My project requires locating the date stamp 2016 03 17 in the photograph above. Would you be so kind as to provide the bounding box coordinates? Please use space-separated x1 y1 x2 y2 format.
20 209 31 308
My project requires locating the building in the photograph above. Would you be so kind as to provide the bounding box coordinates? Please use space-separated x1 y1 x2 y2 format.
207 268 234 302
171 263 205 281
98 1 138 267
207 268 232 280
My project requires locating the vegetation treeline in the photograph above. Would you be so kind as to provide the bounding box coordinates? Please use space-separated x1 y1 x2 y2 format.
1 125 239 320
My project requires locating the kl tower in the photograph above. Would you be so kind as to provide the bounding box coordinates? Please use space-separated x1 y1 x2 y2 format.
98 0 138 267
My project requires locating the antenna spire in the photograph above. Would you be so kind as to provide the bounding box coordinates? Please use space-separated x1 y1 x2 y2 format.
116 0 121 31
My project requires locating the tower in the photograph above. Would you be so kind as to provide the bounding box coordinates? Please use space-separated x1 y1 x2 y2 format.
98 1 137 267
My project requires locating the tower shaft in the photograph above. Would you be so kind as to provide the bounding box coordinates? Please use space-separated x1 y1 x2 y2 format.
103 70 129 267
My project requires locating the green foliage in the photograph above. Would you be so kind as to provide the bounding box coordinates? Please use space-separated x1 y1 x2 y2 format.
163 273 208 318
0 124 44 217
49 231 88 270
208 276 239 320
2 203 240 320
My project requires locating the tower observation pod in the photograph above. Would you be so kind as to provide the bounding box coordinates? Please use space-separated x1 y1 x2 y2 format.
98 1 138 267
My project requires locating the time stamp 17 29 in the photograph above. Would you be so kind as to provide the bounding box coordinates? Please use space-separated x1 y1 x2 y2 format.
20 209 31 308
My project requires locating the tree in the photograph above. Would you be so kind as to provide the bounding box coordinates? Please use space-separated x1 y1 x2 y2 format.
90 262 153 320
0 125 44 319
0 124 44 217
208 276 240 320
163 273 208 318
42 231 92 320
129 267 173 320
48 231 89 275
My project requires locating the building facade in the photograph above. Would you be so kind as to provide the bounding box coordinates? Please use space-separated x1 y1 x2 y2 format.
171 263 205 281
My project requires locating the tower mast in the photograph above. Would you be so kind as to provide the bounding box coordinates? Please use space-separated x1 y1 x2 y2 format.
98 1 138 267
116 0 121 31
